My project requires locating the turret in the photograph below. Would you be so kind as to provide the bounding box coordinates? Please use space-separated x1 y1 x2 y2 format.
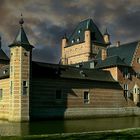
103 28 111 45
84 20 91 58
61 33 68 64
8 14 34 122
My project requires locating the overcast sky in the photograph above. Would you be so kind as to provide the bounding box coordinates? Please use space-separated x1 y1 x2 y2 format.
0 0 140 63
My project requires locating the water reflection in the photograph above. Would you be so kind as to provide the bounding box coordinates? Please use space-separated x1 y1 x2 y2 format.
0 117 140 136
0 121 29 136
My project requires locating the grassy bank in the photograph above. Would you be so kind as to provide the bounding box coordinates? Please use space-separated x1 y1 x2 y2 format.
1 128 140 140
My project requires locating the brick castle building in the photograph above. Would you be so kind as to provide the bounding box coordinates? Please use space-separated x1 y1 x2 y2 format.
0 17 139 122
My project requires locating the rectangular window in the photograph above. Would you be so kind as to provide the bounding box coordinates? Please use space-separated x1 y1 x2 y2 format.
137 58 140 63
10 81 13 94
23 81 28 95
135 72 140 78
135 88 137 94
124 84 128 90
23 81 27 87
84 91 90 104
138 88 140 94
124 84 128 99
55 90 62 100
90 62 95 68
0 89 3 100
123 68 129 78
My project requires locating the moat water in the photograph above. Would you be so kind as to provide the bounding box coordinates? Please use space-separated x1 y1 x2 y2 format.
1 117 140 136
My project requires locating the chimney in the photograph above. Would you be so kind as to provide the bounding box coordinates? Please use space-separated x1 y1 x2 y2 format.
116 41 120 47
101 49 107 60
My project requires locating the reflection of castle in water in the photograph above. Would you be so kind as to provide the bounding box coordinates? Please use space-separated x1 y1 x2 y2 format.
0 16 140 122
0 121 29 136
0 117 140 136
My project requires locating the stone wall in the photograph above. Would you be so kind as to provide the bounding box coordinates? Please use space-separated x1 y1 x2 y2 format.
30 78 134 119
104 67 118 81
64 42 90 64
0 78 10 120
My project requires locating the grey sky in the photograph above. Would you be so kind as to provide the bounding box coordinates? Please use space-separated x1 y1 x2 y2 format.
0 0 140 63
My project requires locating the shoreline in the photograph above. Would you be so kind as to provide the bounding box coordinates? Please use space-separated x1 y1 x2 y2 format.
1 127 140 140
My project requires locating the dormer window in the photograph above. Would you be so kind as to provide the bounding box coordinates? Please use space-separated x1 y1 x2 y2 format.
3 69 8 74
77 38 80 42
72 39 74 44
3 70 6 74
78 30 81 34
137 58 140 63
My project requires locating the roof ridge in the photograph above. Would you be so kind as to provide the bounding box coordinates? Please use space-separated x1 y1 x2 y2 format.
79 18 92 24
110 40 139 48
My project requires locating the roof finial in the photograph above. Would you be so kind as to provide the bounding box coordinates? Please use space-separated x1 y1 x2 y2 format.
104 27 109 35
19 13 24 26
64 33 67 38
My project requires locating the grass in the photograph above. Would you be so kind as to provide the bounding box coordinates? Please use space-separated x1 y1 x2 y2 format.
0 128 140 140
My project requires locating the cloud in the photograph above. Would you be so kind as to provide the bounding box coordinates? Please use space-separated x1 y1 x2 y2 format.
0 0 140 63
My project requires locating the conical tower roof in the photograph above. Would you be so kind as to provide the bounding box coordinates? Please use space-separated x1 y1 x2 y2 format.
9 15 34 49
104 28 110 36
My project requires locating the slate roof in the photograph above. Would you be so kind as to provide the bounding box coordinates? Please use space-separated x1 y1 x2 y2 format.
72 59 95 69
0 65 9 79
0 48 9 61
66 18 105 47
96 41 139 66
9 24 34 49
32 61 116 82
95 55 129 69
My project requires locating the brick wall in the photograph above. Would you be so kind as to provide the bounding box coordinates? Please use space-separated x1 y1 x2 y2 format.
30 78 133 119
0 78 10 120
104 67 118 81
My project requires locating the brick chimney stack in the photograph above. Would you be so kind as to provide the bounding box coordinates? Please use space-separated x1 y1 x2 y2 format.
116 41 120 47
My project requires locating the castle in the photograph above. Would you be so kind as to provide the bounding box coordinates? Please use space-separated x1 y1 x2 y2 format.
61 18 140 105
0 17 139 122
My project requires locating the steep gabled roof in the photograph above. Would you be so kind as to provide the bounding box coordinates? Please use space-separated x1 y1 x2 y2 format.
0 48 9 61
95 55 129 69
66 18 105 47
96 41 139 66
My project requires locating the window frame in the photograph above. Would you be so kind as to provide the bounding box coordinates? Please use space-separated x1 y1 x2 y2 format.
22 81 28 96
84 91 90 104
137 58 140 63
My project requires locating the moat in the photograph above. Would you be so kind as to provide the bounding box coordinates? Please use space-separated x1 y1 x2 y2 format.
1 116 140 136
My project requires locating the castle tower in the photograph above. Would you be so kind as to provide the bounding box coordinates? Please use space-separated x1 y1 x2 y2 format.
103 28 110 45
84 20 91 59
61 34 68 64
8 15 34 122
